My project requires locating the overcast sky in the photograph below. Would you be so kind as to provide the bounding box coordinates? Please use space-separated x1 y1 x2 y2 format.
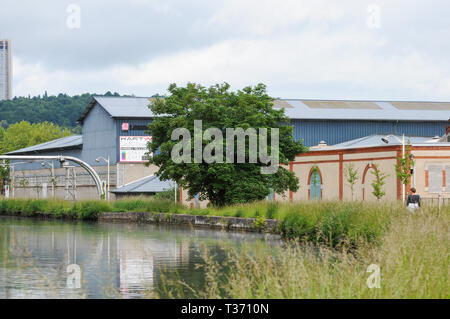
1 0 449 100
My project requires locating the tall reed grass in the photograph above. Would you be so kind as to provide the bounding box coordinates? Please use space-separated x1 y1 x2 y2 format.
279 201 400 247
186 201 402 247
154 206 449 298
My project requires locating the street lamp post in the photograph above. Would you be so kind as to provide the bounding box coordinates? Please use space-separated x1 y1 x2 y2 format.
96 156 110 202
11 165 14 198
381 134 406 204
401 134 405 204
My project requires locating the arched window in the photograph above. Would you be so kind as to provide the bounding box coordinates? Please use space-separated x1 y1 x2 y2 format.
308 166 323 200
362 163 375 200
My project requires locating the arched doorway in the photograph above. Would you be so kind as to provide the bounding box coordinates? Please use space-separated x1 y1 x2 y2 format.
308 166 322 200
362 164 377 201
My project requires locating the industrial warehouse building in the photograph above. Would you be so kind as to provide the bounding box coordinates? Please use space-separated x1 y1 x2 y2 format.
5 96 450 203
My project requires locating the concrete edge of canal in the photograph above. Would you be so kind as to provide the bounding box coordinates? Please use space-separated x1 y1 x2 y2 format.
99 212 280 233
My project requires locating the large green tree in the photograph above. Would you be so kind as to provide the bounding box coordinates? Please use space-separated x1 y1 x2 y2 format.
147 83 306 207
0 121 72 154
0 121 72 194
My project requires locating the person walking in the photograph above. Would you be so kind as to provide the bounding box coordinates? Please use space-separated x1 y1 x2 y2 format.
406 187 421 212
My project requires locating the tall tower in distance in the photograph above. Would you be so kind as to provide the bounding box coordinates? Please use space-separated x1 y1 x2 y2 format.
0 39 12 100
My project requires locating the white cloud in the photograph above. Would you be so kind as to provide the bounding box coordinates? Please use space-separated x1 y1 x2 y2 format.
13 58 50 96
13 57 123 97
107 31 450 100
8 0 450 100
197 0 346 36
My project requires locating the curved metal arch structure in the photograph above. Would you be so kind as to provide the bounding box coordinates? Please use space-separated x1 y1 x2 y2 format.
0 155 104 198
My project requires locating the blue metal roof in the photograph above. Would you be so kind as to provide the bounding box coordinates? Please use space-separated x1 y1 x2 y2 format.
279 100 450 121
111 175 174 194
78 96 155 122
78 96 450 122
7 135 82 154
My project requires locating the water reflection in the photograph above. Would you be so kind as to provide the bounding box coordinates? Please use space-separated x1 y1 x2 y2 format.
0 217 281 299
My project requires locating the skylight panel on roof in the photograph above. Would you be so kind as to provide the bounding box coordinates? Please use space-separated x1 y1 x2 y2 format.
273 100 294 108
302 100 382 109
390 102 450 111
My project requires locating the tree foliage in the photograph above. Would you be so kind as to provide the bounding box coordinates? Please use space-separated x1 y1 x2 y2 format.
147 83 306 207
395 142 415 194
344 163 359 200
0 93 93 129
0 121 73 194
0 121 72 154
370 164 388 200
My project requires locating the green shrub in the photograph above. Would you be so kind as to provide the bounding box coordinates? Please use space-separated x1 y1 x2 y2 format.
254 215 266 229
144 199 175 213
77 201 111 220
279 202 396 247
22 199 48 216
0 199 21 214
234 209 244 217
265 203 278 219
0 198 48 216
46 200 68 218
153 188 177 201
112 198 148 212
66 203 79 219
0 199 7 213
280 208 319 240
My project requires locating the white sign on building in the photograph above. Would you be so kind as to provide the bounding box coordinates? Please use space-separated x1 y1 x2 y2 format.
42 183 48 198
119 136 152 163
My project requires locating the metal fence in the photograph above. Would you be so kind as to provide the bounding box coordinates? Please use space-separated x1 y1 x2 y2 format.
12 171 116 188
421 197 450 207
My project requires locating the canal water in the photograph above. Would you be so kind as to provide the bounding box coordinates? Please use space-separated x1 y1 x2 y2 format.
0 216 281 299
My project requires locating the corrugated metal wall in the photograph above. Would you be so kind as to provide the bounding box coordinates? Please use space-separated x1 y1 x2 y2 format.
292 119 448 146
81 103 117 165
114 118 447 149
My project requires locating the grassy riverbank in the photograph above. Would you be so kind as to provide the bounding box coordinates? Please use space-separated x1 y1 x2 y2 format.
0 198 405 247
156 206 449 298
0 198 179 220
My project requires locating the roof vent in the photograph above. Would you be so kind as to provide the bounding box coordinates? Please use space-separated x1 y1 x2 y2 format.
309 140 330 150
317 140 328 148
